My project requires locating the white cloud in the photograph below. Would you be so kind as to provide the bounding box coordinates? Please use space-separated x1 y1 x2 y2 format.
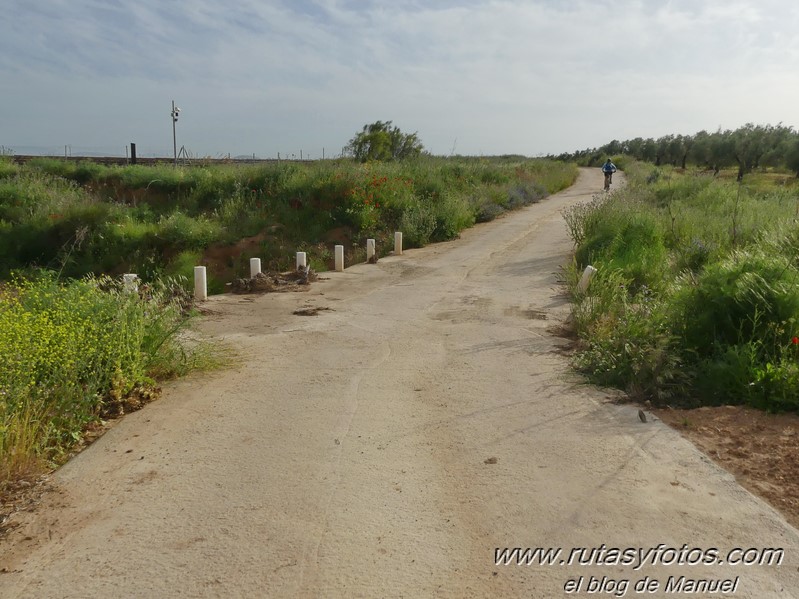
1 0 798 156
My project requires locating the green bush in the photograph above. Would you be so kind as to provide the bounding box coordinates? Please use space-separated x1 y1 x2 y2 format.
569 265 687 401
0 273 216 478
672 249 799 357
430 192 475 241
398 199 436 247
0 158 18 179
572 193 668 292
568 160 799 410
156 212 224 250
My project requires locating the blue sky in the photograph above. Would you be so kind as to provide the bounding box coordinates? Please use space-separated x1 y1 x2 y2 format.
2 0 798 158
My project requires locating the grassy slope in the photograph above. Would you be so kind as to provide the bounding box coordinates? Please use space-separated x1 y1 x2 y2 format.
0 157 577 289
565 160 799 410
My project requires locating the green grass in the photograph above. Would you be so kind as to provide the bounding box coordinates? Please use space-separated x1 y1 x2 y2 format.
2 157 577 283
0 273 224 483
565 160 799 410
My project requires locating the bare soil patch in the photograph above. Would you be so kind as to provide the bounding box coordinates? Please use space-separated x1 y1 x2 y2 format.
0 474 56 541
292 306 333 316
229 267 318 293
655 405 799 528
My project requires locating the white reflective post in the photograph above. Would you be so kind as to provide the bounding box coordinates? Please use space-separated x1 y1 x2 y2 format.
250 258 261 278
334 245 344 272
577 265 597 293
194 266 208 301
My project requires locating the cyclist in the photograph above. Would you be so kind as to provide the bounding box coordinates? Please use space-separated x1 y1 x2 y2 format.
601 158 617 189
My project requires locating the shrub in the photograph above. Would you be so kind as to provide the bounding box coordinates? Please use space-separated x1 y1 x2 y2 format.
570 266 687 402
572 192 668 292
672 249 799 358
398 200 436 247
569 161 799 410
0 273 216 479
156 212 224 250
0 158 18 180
430 192 475 241
474 199 505 223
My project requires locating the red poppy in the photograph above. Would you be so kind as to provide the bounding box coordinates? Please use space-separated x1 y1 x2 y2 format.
793 337 799 345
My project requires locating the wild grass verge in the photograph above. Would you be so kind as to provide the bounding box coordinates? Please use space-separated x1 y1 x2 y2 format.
564 161 799 410
0 273 226 486
1 156 577 283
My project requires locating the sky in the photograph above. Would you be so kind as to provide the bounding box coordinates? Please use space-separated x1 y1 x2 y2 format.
2 0 799 159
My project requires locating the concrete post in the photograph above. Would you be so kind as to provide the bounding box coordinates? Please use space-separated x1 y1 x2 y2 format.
122 274 138 294
394 232 403 255
194 266 208 301
296 252 307 269
249 258 261 278
577 265 597 293
366 239 375 262
335 245 344 272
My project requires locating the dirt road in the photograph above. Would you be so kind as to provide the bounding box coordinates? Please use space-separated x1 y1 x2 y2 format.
2 169 798 598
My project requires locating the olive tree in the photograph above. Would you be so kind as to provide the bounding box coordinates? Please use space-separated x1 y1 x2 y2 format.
344 121 424 162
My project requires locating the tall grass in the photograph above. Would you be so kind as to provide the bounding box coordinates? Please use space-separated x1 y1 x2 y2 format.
565 161 799 410
0 273 219 482
2 157 577 283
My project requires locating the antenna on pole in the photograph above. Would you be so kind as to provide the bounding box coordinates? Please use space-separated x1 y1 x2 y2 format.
171 100 181 166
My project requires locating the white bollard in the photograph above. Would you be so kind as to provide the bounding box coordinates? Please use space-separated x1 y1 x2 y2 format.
366 239 375 262
122 273 139 294
334 245 344 272
249 258 261 278
577 265 597 293
394 231 403 255
296 252 307 269
194 266 208 301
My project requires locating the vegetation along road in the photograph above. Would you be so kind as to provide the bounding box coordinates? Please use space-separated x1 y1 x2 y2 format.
1 169 798 597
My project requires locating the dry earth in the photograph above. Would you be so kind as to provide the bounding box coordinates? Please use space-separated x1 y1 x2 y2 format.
1 169 799 598
655 406 799 530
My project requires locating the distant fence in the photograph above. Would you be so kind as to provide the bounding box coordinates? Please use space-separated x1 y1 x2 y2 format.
10 155 315 167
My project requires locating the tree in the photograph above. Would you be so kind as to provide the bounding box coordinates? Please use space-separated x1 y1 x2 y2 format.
786 138 799 178
344 121 424 162
689 129 735 175
729 123 788 180
670 134 693 169
640 138 658 163
654 135 674 167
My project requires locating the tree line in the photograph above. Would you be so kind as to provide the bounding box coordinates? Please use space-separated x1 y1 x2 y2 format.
555 123 799 180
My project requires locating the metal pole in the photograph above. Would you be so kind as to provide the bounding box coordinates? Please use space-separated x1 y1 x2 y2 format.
172 100 177 167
